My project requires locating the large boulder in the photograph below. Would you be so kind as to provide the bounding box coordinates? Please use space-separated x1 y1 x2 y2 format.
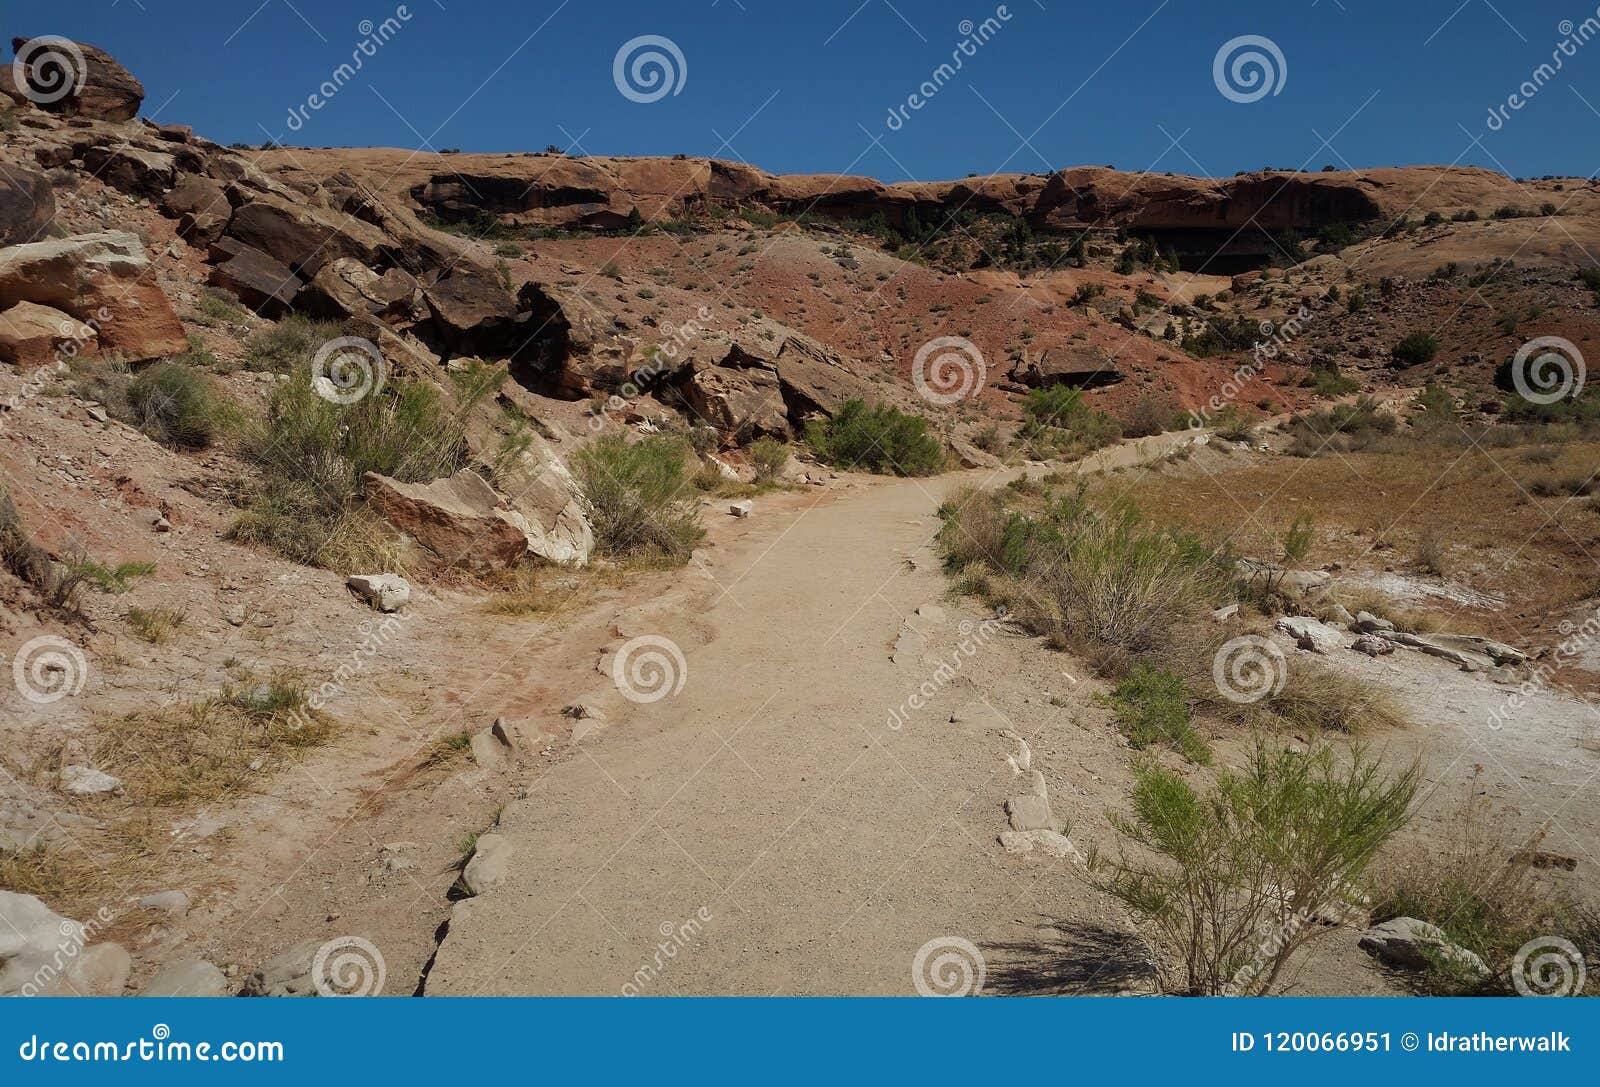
6 37 144 121
223 193 388 278
0 158 55 246
0 891 129 996
0 301 97 369
420 263 524 356
302 257 417 321
674 348 790 439
364 467 591 570
1009 346 1125 390
161 172 231 245
206 237 302 317
80 142 175 198
0 230 186 361
770 333 879 419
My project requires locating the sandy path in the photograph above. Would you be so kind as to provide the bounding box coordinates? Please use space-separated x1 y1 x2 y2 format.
424 433 1213 996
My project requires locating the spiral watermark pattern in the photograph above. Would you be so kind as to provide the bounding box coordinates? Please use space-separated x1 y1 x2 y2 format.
1512 936 1587 996
311 936 386 996
611 634 688 704
613 35 687 104
311 337 388 405
10 635 88 705
912 336 987 405
12 36 87 106
912 936 986 996
1510 335 1585 405
1213 35 1287 104
1212 635 1286 705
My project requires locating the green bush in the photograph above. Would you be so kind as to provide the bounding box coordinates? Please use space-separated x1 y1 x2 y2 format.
573 435 705 564
244 316 344 373
1094 741 1418 994
1392 331 1440 367
749 437 790 483
230 367 477 569
804 400 944 476
1019 385 1122 455
127 362 227 449
1105 664 1210 763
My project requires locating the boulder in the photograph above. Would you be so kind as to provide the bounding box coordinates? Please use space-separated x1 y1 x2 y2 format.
0 891 127 996
770 334 879 419
223 193 388 278
8 37 144 121
1008 346 1125 390
0 230 186 361
161 172 230 245
1275 615 1344 654
0 158 55 246
729 500 753 518
1351 635 1396 657
460 833 514 896
206 238 302 317
80 142 176 198
364 468 562 570
1359 917 1488 976
346 573 410 613
303 257 410 320
140 958 228 997
0 301 97 369
240 940 320 997
1352 610 1394 633
420 262 523 356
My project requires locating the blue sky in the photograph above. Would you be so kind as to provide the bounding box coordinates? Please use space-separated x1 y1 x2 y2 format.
20 0 1600 180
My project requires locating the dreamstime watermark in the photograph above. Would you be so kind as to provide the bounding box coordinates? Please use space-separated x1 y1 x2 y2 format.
311 936 386 996
1213 34 1287 104
1507 335 1585 405
1 307 110 435
885 610 1008 730
1512 936 1588 996
285 8 415 132
621 906 712 994
285 612 412 732
10 36 86 105
1484 14 1600 132
1223 877 1365 996
311 336 388 405
883 8 1014 133
611 634 688 703
613 35 687 103
1485 605 1598 730
1212 634 1287 705
1189 305 1317 428
912 335 987 405
911 936 986 996
15 906 117 997
8 635 89 705
589 306 713 431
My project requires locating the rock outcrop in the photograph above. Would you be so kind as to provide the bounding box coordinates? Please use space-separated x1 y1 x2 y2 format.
0 157 54 246
0 230 187 361
4 37 144 121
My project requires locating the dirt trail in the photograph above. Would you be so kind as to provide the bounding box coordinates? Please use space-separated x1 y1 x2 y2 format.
425 433 1205 996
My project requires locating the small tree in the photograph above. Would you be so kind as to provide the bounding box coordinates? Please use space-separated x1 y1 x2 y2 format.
1093 742 1418 995
1392 332 1440 366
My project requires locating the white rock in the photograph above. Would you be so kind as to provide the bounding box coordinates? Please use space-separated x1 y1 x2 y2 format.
59 765 122 796
140 957 228 997
729 500 753 518
1275 615 1344 654
137 890 189 918
460 833 514 896
346 573 410 613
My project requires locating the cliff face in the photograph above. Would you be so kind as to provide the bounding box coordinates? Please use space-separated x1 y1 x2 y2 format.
258 146 1527 270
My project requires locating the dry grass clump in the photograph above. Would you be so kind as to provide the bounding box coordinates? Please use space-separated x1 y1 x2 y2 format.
1257 658 1409 734
125 605 186 644
1371 783 1600 994
95 672 334 806
573 434 706 565
1336 589 1450 634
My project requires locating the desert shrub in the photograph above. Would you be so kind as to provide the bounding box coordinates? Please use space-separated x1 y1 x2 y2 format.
1280 513 1314 565
573 434 705 564
1019 386 1122 455
804 400 944 476
127 362 227 449
942 484 1231 656
1308 363 1357 397
1284 396 1397 456
244 315 344 373
1391 331 1440 367
1412 523 1448 574
1104 664 1210 763
749 437 790 483
230 368 475 569
1093 742 1418 994
194 288 251 329
1526 471 1597 497
1122 394 1174 439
